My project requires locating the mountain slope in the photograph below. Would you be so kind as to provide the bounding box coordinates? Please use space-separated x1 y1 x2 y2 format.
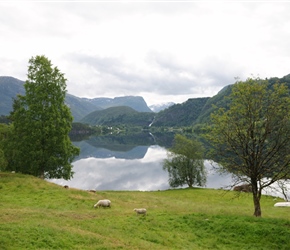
65 94 102 121
80 106 155 126
0 76 26 115
87 96 153 112
152 97 210 127
0 76 152 121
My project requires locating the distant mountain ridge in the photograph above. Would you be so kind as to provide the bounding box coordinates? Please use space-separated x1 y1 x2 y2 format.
80 106 154 127
84 96 152 113
0 76 152 121
3 74 290 127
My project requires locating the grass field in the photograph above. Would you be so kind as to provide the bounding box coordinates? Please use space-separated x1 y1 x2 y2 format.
1 172 290 249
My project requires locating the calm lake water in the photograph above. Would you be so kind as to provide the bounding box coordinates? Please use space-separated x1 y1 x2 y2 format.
48 134 287 199
48 135 234 191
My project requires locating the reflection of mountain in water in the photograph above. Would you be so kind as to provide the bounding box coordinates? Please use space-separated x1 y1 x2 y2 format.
73 140 149 160
73 133 156 160
86 133 155 150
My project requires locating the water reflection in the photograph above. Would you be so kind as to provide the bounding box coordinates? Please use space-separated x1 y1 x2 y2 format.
50 145 170 190
46 133 290 200
49 144 235 191
73 140 149 160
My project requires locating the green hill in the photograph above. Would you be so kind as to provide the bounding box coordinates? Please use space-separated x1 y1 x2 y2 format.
80 106 155 126
1 172 289 249
153 97 210 127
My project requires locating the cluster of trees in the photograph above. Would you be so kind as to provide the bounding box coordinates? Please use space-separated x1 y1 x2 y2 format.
0 55 79 180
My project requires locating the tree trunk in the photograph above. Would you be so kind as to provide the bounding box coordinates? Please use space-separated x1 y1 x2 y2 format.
253 193 261 217
252 181 262 217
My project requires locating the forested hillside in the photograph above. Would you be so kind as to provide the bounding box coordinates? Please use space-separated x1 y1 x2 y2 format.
152 97 210 127
80 106 155 127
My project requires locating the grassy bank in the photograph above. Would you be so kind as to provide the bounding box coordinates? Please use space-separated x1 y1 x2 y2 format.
1 172 290 249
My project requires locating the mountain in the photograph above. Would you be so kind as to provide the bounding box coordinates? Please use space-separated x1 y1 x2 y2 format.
3 74 290 128
85 96 153 113
149 102 175 112
151 97 210 127
0 76 152 121
0 76 25 115
80 106 155 127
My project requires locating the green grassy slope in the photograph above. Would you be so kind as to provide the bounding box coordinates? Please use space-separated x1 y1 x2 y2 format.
1 172 290 250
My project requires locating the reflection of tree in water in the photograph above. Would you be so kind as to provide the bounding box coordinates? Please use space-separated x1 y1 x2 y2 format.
86 132 156 151
83 132 176 151
150 132 175 148
72 132 178 160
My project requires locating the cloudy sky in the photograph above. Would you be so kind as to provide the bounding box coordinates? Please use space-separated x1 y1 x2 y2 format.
1 1 290 106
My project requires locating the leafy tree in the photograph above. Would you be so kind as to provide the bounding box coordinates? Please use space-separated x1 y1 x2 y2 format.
0 123 10 170
6 55 79 179
163 134 206 188
206 78 290 217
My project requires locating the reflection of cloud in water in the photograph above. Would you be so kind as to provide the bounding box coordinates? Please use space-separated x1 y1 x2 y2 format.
49 141 290 198
49 146 171 191
49 146 237 191
204 161 234 189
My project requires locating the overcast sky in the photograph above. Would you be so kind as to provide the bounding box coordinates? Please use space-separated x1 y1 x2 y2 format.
1 1 290 105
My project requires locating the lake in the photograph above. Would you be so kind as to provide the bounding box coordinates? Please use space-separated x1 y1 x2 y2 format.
48 134 234 191
48 134 287 199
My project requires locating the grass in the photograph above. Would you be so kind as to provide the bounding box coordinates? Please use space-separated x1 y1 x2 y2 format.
1 172 290 249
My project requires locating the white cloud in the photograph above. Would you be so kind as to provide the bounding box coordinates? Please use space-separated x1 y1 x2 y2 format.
1 2 290 105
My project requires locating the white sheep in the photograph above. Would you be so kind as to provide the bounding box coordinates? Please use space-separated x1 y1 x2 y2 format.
134 208 147 215
94 199 111 208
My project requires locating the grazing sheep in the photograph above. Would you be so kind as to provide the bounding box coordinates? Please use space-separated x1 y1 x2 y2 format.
134 208 147 215
94 199 111 208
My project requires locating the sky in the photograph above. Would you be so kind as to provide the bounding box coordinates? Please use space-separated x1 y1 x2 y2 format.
1 1 290 106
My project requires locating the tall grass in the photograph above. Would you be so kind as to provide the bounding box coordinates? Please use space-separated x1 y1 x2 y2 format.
1 172 290 249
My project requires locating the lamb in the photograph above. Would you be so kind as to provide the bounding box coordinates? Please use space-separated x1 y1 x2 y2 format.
134 208 147 215
93 199 111 208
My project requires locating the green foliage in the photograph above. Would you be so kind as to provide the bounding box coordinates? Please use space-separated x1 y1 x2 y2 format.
69 122 102 141
206 77 290 216
0 123 11 171
195 85 233 124
5 55 79 179
163 134 206 188
1 173 290 250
